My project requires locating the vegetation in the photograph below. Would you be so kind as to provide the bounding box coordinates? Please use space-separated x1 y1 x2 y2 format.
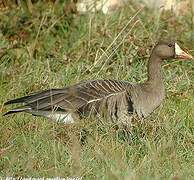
0 1 194 179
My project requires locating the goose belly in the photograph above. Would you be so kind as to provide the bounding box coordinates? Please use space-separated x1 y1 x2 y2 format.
47 113 75 123
32 111 75 123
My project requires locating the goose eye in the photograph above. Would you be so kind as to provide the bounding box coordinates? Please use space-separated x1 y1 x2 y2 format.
168 44 173 47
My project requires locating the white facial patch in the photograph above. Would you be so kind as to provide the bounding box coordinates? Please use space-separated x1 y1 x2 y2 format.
175 43 184 56
174 43 193 59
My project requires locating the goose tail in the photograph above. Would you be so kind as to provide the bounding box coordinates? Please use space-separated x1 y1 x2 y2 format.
3 106 31 116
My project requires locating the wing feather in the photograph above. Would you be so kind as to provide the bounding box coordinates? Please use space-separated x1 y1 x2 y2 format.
4 80 133 117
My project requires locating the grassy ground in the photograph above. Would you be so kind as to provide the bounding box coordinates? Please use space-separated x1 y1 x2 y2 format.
0 1 194 179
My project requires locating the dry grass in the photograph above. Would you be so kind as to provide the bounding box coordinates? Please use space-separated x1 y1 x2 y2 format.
0 0 194 179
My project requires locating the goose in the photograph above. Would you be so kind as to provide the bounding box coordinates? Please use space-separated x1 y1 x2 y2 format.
3 40 193 127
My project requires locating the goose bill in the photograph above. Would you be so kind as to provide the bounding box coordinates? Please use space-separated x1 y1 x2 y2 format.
175 43 193 60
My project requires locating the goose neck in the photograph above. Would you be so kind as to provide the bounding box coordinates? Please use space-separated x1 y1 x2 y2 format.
147 54 163 85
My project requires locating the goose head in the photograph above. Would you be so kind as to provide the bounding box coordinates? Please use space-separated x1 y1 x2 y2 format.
152 41 193 60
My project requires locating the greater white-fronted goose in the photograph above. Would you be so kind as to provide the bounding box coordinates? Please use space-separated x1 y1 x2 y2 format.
4 40 193 126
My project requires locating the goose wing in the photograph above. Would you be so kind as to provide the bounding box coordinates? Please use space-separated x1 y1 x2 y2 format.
4 79 133 116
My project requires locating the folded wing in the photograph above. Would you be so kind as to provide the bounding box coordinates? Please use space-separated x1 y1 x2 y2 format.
4 79 134 122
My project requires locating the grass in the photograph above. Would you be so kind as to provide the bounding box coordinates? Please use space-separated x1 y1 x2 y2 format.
0 0 194 179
